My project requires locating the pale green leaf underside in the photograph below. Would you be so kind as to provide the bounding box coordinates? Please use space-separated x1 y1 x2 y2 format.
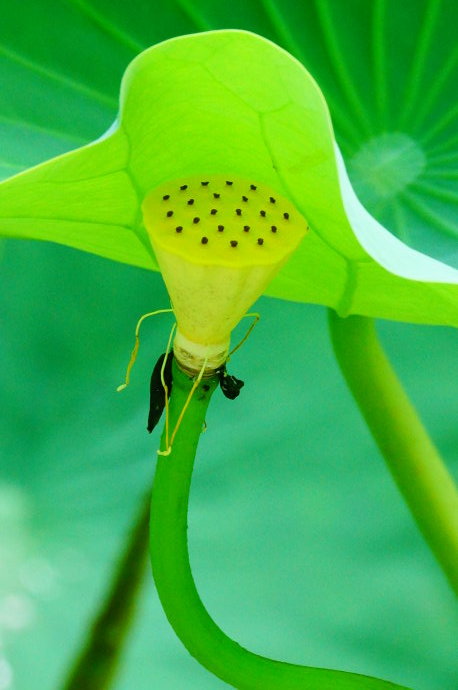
0 30 456 327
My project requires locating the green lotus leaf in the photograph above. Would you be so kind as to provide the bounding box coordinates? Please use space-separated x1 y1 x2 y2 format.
0 29 456 326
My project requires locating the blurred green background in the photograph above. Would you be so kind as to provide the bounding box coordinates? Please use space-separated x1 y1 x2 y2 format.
0 1 457 689
1 241 457 690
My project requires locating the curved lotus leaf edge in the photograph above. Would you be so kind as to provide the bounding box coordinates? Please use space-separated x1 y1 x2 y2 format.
334 145 458 285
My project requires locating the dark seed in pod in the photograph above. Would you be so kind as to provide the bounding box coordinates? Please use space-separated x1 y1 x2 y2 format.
187 199 194 205
226 180 233 186
269 197 276 203
250 184 257 190
243 225 250 232
180 184 188 190
193 217 200 224
230 240 238 247
175 226 183 233
210 209 218 215
213 192 220 199
242 195 248 202
283 212 290 220
235 208 242 216
271 225 277 233
163 194 170 200
218 225 224 231
201 236 208 244
257 238 264 245
166 210 174 217
260 210 266 217
201 181 209 186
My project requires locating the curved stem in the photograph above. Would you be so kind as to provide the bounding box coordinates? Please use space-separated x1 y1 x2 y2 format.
149 361 410 689
328 311 458 595
61 493 150 690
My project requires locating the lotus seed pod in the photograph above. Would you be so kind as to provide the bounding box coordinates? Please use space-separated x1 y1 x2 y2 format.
142 174 308 372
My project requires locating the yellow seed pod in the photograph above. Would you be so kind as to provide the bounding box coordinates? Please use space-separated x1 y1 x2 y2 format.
142 174 308 372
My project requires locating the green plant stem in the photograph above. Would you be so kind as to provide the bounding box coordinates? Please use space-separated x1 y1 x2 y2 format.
328 311 458 595
61 492 150 690
149 361 410 690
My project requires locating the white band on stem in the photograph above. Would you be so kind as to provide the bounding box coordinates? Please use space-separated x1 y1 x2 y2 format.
173 330 229 375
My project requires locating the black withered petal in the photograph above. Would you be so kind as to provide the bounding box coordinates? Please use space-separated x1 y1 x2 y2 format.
217 364 245 400
147 352 173 433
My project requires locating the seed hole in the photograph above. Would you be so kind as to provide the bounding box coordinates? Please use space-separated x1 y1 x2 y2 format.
213 192 220 199
260 210 266 217
175 226 183 233
242 195 248 202
283 212 290 220
210 209 218 215
193 217 200 224
230 240 238 247
201 236 208 244
166 210 174 217
218 225 224 232
180 184 188 190
201 181 209 186
271 225 277 233
163 194 170 200
187 199 194 205
257 238 264 245
243 225 250 232
235 208 242 216
226 180 233 186
250 184 257 190
269 197 276 203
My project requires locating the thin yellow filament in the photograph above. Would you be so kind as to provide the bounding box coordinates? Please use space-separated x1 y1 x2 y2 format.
158 352 209 457
116 308 174 392
228 312 260 359
169 355 208 448
158 321 177 454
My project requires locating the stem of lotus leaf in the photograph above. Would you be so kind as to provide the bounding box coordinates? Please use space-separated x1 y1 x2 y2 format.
61 493 150 690
149 360 411 689
328 311 458 596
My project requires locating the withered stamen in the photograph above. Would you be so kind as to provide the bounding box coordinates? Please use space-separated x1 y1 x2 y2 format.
283 212 290 220
213 192 220 199
193 217 200 224
187 199 194 205
242 195 248 202
271 225 277 233
257 238 264 245
180 184 188 190
175 226 183 233
235 208 242 216
218 225 224 231
201 236 208 244
210 209 218 215
230 240 238 247
260 210 266 217
243 225 250 232
226 180 233 186
163 194 170 200
201 181 209 186
166 210 174 217
250 184 257 190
